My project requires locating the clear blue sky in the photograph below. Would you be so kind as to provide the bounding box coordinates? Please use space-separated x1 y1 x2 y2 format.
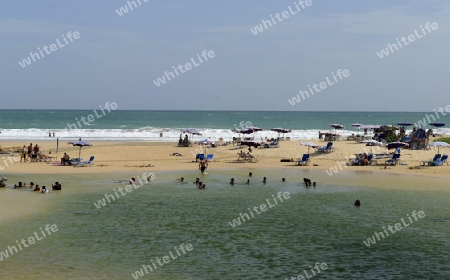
1 0 449 111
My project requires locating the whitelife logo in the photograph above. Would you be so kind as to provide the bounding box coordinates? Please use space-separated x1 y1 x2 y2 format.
18 31 81 68
153 50 215 87
376 22 438 59
250 0 313 35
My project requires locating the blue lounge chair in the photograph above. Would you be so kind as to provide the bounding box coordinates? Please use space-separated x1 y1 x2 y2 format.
368 154 378 165
429 154 448 166
73 156 95 167
264 139 279 148
296 154 310 166
385 154 400 166
421 154 441 166
316 142 334 153
206 154 214 162
196 154 205 162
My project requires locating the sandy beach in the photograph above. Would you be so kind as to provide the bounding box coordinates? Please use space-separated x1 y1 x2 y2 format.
1 139 449 178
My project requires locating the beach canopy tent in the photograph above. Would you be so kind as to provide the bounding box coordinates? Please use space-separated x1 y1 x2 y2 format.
68 140 92 158
428 141 450 153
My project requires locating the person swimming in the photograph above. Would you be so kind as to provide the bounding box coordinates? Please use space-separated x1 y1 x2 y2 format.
262 177 267 184
354 199 361 207
230 178 235 186
282 178 286 182
177 177 185 183
245 179 250 185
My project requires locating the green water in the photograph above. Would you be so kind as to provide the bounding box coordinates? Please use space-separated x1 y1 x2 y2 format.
0 170 449 279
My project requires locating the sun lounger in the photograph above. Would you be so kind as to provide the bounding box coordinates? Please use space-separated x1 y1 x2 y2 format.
73 156 95 167
237 152 256 162
296 154 310 166
195 154 205 162
263 139 279 148
206 154 214 162
385 154 400 166
420 154 441 166
423 154 448 166
316 142 334 153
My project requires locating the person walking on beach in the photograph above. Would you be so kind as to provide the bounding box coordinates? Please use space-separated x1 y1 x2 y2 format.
199 159 208 174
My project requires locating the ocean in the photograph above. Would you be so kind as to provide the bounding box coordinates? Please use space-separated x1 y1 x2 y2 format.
0 110 448 141
0 170 449 279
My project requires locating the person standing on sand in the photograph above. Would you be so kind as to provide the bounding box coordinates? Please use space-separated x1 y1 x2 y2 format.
199 159 208 174
21 145 27 162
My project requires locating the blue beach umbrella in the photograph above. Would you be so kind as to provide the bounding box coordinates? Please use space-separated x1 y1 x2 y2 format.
429 123 445 127
386 141 408 150
397 122 413 126
68 140 92 158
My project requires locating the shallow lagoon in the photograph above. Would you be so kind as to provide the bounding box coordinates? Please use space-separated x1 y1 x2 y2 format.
0 169 449 279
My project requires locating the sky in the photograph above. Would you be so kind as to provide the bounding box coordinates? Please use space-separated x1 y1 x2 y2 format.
1 0 449 111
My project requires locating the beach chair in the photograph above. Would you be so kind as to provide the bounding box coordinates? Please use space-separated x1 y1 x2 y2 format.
206 154 214 162
368 154 377 165
428 154 448 166
385 154 400 166
246 153 257 162
296 154 310 166
73 156 95 167
195 154 205 162
264 139 279 148
237 152 246 161
420 154 441 166
316 142 334 153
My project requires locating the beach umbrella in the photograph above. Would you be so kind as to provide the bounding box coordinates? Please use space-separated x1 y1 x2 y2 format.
429 123 445 127
246 126 263 139
196 139 214 145
68 140 92 158
386 141 408 150
329 124 344 134
361 139 379 144
359 124 380 137
270 128 291 138
300 142 317 153
182 129 203 136
428 141 450 153
351 123 363 127
397 122 413 127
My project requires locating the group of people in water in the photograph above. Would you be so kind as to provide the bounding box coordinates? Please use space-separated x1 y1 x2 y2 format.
176 172 319 189
0 177 62 193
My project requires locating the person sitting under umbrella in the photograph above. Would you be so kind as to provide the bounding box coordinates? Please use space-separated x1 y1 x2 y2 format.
61 153 71 165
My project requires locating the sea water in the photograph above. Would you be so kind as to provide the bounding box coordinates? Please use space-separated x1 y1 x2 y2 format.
0 170 449 279
0 110 448 141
